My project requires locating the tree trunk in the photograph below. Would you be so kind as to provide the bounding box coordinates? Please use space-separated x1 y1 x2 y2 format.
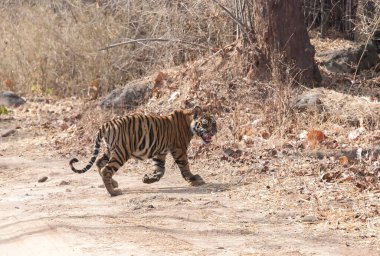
251 0 321 84
320 0 328 38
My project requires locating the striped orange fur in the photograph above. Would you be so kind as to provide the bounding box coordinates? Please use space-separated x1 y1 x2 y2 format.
70 106 217 196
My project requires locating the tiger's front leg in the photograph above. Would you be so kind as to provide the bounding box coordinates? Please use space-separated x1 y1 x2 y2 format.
143 153 167 184
171 149 205 186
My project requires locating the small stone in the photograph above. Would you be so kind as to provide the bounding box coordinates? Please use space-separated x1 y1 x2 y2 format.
223 148 235 157
270 149 277 156
38 176 48 183
293 94 322 111
59 180 70 186
302 215 318 223
0 91 26 107
65 188 72 192
147 204 155 209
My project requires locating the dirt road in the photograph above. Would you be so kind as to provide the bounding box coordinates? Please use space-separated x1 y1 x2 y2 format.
1 110 379 256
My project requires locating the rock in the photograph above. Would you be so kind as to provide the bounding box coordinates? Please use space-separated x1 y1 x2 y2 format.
38 176 48 183
224 148 242 157
59 180 70 186
0 91 26 107
100 80 151 109
223 148 235 157
318 43 379 73
302 215 319 223
293 93 323 112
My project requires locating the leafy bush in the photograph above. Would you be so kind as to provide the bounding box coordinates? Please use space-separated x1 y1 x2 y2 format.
0 105 9 115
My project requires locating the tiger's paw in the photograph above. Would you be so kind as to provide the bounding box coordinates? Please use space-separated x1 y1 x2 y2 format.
142 174 161 184
108 189 122 197
112 179 119 188
189 174 205 186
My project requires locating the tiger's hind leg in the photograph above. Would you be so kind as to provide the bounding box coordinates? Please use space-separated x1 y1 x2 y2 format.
143 153 167 184
100 156 124 196
96 151 118 188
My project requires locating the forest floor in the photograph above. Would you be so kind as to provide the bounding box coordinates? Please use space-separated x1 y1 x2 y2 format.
1 96 379 255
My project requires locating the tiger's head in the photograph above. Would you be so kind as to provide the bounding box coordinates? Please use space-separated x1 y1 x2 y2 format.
190 106 217 144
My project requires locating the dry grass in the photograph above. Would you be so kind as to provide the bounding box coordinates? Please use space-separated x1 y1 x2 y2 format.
2 1 380 248
355 0 380 41
5 29 380 242
0 0 236 97
302 87 380 129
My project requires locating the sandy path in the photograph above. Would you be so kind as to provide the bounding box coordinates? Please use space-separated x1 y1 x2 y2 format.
0 116 379 255
0 154 377 256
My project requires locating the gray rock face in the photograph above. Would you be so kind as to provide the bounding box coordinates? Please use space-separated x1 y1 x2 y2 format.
0 91 26 107
318 43 379 73
100 81 151 109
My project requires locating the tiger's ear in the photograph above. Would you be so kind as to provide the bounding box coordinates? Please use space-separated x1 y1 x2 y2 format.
192 106 203 118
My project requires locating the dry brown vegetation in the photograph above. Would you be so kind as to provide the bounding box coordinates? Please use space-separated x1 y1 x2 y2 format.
1 1 380 255
356 0 380 40
0 0 235 96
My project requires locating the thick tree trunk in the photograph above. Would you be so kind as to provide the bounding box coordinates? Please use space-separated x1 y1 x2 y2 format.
251 0 321 84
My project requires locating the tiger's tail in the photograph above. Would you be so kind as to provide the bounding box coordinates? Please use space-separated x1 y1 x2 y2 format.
70 129 103 174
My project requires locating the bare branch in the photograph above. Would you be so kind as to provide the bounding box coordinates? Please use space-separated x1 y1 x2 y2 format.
211 0 252 42
352 15 380 84
99 38 209 51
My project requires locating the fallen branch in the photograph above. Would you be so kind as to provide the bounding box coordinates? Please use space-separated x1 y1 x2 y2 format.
1 129 16 137
99 38 209 51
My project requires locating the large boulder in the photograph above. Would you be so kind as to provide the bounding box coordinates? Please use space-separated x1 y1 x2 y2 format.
0 91 26 107
318 43 379 73
100 80 151 109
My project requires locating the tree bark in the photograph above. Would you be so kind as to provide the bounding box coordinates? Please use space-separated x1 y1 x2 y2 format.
251 0 321 84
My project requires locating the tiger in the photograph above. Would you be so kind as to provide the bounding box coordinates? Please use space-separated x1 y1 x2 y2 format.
69 106 217 196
